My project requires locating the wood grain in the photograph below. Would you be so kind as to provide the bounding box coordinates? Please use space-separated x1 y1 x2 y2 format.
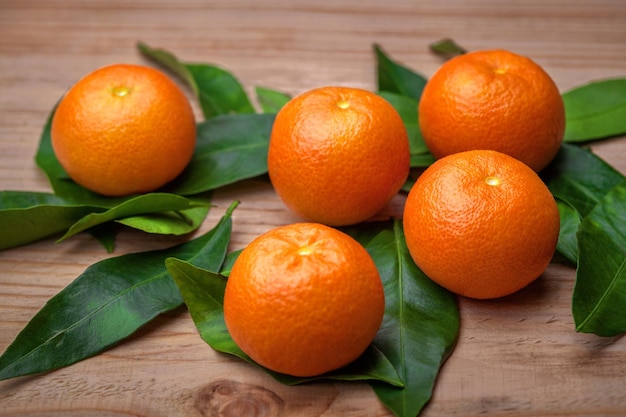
1 1 625 416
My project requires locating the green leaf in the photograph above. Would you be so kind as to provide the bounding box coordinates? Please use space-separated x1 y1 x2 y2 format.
555 199 581 265
410 153 436 168
58 193 210 242
219 248 242 276
137 42 255 119
542 143 625 217
255 86 291 113
429 38 468 57
167 258 404 387
374 44 428 101
87 223 118 253
377 91 433 167
165 258 233 343
562 78 626 142
0 191 105 250
343 220 460 417
166 113 275 196
118 204 211 236
0 202 238 381
573 180 626 337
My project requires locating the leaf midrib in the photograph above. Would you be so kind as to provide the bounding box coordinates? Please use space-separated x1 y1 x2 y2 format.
566 102 626 123
2 266 175 375
577 246 626 333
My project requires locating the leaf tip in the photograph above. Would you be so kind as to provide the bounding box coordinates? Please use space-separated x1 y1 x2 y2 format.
136 41 150 54
428 38 468 57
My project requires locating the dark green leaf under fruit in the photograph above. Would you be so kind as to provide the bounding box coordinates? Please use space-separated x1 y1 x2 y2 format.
165 113 274 196
377 91 434 168
343 220 460 417
374 44 428 101
543 144 625 218
167 257 404 388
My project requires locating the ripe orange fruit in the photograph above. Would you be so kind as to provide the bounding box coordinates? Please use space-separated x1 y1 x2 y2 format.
403 150 560 299
51 63 196 196
223 222 385 377
267 86 410 226
418 49 565 172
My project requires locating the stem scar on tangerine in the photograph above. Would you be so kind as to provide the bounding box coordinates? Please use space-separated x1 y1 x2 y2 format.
111 86 131 97
298 246 313 256
485 176 500 186
336 99 350 109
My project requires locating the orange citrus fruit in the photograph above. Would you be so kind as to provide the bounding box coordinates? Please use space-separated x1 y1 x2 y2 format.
51 63 196 196
223 222 385 377
403 150 560 299
418 49 565 172
267 86 410 226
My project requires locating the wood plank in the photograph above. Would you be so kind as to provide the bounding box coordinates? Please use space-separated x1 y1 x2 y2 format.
1 1 625 416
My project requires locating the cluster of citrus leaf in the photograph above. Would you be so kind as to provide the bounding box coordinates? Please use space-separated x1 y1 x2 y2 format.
0 41 625 417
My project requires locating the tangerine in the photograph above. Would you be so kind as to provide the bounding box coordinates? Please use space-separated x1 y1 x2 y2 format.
403 150 560 299
267 86 410 226
51 63 196 196
223 222 385 377
418 49 565 172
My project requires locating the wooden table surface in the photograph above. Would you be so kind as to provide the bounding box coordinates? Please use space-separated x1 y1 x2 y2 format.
1 1 625 416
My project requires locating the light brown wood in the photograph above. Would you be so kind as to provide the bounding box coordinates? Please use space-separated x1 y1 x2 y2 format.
1 1 626 416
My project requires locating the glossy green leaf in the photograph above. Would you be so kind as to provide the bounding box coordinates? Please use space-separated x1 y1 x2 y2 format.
118 204 211 236
255 86 291 113
555 199 581 265
562 78 626 142
0 202 237 381
573 180 626 336
165 259 234 346
166 113 274 196
219 248 242 276
343 220 460 417
0 191 105 250
542 143 625 217
429 38 467 57
137 42 255 119
58 193 210 242
374 44 428 101
377 91 433 167
167 258 403 387
410 154 436 169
